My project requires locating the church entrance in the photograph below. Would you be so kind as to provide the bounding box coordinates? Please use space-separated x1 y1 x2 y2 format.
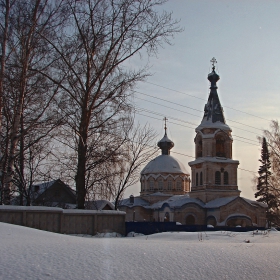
206 216 217 226
185 214 195 225
164 212 170 222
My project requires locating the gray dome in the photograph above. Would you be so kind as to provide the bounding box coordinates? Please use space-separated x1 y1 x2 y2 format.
141 154 189 175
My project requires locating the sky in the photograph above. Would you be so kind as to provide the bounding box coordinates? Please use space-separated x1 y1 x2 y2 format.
1 222 280 280
125 0 280 200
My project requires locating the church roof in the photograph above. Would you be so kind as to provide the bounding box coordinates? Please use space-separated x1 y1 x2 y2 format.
119 195 267 210
149 195 205 210
205 196 239 208
141 154 189 175
196 63 231 132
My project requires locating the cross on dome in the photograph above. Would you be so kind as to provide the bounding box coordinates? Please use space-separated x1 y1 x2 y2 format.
210 57 217 68
163 117 168 135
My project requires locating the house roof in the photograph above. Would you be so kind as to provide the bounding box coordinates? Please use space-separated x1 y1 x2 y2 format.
119 196 150 208
32 179 76 201
85 200 114 210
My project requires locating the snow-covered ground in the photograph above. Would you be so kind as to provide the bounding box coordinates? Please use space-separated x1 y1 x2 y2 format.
1 222 280 280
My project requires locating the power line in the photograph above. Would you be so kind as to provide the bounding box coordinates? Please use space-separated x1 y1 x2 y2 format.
133 89 263 133
135 107 260 146
144 81 271 122
134 93 262 137
136 111 259 149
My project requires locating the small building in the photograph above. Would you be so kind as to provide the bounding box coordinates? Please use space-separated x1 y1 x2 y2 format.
32 179 76 208
119 61 267 227
85 200 114 210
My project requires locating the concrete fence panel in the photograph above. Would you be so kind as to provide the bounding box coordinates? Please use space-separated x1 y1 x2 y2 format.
0 206 125 235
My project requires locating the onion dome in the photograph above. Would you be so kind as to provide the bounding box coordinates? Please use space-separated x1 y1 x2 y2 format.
141 121 189 175
157 131 174 155
141 154 188 175
208 67 220 88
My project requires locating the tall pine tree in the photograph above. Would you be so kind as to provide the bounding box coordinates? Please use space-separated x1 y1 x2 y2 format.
255 137 278 227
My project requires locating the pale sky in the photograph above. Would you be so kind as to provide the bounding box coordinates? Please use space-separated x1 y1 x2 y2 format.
125 0 280 200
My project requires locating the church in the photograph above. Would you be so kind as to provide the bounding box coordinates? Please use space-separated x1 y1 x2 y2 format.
119 61 267 227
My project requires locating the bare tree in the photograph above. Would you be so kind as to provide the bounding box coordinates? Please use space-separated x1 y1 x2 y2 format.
261 120 280 197
0 0 16 203
0 0 66 204
12 134 54 206
106 123 158 210
40 0 181 208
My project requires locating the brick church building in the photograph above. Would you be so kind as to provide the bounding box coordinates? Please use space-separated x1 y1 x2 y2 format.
119 61 266 227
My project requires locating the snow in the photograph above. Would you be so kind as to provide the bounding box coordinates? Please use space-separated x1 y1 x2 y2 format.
1 222 280 280
0 205 125 215
158 134 173 144
189 156 239 166
149 195 204 209
196 118 231 132
119 196 150 207
0 205 63 211
63 209 124 215
141 154 189 175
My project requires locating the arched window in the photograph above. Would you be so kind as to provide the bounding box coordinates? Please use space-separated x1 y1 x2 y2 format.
176 181 181 190
167 180 172 190
196 173 198 186
224 171 229 185
149 180 154 191
200 172 203 185
196 135 202 158
158 179 163 190
216 135 226 157
215 171 221 185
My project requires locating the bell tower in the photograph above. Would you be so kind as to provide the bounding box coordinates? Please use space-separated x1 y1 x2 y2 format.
188 58 240 202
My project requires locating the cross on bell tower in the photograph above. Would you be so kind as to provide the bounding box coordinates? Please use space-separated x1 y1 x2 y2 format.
210 57 217 70
163 117 168 135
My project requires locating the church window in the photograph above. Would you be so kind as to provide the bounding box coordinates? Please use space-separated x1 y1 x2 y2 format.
196 135 202 158
149 180 154 191
215 171 221 185
167 180 172 190
200 172 203 185
196 173 198 186
142 181 146 191
216 135 226 157
176 181 181 190
224 171 229 185
158 179 163 190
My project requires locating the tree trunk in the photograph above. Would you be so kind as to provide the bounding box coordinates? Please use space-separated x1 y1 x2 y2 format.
0 0 11 204
76 106 89 209
76 135 87 208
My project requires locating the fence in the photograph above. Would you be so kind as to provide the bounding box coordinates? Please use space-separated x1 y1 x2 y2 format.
0 205 126 235
125 222 265 235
